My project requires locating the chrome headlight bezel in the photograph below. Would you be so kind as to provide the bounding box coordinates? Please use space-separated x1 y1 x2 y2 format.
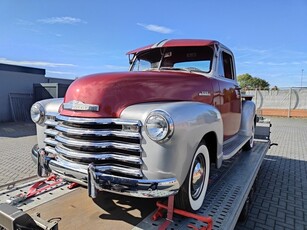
145 110 174 142
30 103 45 124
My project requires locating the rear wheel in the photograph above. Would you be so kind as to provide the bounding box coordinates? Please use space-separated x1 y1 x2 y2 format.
175 144 210 212
243 122 255 151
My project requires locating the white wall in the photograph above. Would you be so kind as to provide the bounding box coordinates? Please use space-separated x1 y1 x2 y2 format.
0 70 47 122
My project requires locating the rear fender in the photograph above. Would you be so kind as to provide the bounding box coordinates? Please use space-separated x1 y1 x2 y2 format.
240 100 256 137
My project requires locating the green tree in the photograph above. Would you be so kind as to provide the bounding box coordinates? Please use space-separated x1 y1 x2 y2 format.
237 73 270 90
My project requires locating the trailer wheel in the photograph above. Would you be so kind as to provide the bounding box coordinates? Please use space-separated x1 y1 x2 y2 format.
239 196 250 222
243 122 255 151
175 144 210 212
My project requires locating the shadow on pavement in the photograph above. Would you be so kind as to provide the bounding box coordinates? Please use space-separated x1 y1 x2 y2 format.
0 122 36 138
93 191 159 226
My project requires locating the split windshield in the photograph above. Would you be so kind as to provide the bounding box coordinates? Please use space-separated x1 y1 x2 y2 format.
130 46 214 73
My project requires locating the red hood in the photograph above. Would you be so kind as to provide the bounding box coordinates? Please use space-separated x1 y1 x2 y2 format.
60 71 213 118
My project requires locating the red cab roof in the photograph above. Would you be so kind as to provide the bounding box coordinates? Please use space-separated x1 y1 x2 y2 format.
126 39 219 55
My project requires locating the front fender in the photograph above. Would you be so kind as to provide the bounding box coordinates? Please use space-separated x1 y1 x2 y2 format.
33 98 63 148
120 101 223 187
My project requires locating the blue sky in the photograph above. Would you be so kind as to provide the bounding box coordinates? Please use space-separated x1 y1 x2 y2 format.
0 0 306 88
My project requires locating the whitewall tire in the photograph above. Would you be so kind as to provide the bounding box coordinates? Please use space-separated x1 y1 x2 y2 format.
175 144 210 212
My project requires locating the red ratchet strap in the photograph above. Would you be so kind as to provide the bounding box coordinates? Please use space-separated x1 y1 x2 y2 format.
7 175 63 206
152 195 213 230
26 175 62 199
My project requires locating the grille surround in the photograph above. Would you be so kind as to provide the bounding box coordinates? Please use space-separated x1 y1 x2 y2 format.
44 114 143 179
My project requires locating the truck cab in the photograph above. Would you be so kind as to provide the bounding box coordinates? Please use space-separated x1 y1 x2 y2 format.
30 39 256 212
128 40 242 141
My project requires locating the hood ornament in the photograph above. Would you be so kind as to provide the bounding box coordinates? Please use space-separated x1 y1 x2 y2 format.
63 100 99 112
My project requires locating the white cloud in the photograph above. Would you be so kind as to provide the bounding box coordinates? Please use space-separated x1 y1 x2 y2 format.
16 19 34 26
233 47 268 54
47 70 75 75
38 17 86 25
137 23 173 34
0 58 76 68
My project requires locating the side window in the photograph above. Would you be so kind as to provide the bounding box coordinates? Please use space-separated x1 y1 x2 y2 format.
218 51 234 80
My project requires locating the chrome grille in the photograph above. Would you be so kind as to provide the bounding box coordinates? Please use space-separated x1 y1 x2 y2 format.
44 114 143 179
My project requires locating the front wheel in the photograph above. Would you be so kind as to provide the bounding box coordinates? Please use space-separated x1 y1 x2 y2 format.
175 144 210 212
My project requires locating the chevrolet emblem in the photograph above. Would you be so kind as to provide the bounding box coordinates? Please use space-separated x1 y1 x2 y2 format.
63 100 99 112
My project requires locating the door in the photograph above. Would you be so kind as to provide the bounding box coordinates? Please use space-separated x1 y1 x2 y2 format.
217 51 241 140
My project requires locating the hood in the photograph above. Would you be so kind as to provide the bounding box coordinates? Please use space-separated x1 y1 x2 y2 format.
60 71 213 118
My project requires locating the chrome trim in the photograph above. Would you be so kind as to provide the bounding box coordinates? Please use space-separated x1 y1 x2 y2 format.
44 128 59 137
55 133 142 152
45 119 58 127
45 146 57 155
191 154 205 199
94 165 143 178
55 144 142 165
46 112 59 118
56 114 142 130
44 137 58 147
32 146 179 198
40 114 144 196
88 166 179 198
198 91 211 96
145 109 174 142
55 124 141 139
63 100 99 112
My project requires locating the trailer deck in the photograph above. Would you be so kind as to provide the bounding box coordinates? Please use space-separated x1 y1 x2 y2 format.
0 122 271 230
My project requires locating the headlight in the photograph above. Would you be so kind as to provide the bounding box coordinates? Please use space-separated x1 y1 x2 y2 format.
145 110 174 142
30 103 45 124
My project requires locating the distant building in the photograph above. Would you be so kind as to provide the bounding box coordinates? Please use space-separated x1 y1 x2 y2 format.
0 63 73 122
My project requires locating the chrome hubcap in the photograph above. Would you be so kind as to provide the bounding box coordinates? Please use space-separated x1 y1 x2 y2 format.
191 154 206 200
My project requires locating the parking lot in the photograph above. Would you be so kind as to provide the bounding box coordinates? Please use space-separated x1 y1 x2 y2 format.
0 117 307 229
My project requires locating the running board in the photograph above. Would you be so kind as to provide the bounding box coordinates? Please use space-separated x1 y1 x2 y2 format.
222 135 250 160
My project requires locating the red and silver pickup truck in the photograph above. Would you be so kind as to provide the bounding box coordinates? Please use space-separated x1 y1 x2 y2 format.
30 39 256 212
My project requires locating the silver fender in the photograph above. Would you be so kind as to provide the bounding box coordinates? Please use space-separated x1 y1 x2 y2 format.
120 101 223 187
239 100 256 137
33 98 63 148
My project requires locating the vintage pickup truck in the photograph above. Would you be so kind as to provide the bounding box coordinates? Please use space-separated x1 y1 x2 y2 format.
30 39 256 212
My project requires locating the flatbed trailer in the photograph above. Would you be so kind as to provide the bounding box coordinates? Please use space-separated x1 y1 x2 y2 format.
0 121 271 230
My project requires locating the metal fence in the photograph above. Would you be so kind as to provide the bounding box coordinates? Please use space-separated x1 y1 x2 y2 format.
246 88 307 118
9 93 33 122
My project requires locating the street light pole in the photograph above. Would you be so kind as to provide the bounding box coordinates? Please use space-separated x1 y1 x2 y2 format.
301 69 304 88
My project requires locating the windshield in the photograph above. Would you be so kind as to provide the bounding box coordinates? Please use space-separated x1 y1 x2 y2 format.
130 46 213 73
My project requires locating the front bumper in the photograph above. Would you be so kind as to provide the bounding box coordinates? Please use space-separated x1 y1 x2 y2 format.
32 145 179 198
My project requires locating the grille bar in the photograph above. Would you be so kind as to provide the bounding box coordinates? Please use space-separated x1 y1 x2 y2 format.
55 144 143 165
45 119 58 127
44 128 59 137
55 124 141 140
55 133 142 152
56 114 142 128
44 137 58 147
45 146 57 155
